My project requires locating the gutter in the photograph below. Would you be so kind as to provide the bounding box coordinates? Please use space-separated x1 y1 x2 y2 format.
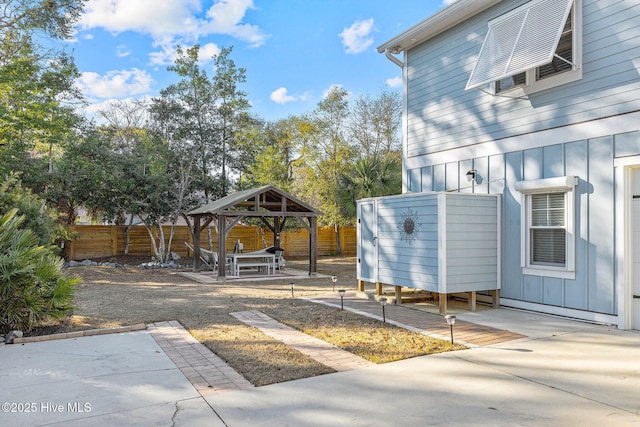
384 48 403 68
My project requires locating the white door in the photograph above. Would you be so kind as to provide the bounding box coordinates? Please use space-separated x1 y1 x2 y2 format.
632 169 640 329
357 201 377 283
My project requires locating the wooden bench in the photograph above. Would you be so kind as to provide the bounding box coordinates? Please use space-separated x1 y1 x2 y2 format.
235 261 272 276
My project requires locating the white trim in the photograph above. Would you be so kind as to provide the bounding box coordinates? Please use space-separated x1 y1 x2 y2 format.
514 176 577 193
404 111 640 169
496 194 502 290
437 193 447 294
500 298 619 325
614 155 640 167
618 165 640 330
377 0 501 54
515 176 578 279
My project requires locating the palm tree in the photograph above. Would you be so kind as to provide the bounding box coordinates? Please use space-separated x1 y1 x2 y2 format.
336 154 402 221
0 209 77 332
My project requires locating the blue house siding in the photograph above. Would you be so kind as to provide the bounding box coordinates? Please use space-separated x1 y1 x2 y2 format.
406 129 640 316
444 195 499 292
375 195 440 291
404 0 640 158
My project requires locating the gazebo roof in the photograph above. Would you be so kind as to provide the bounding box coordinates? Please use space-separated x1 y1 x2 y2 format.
187 185 321 218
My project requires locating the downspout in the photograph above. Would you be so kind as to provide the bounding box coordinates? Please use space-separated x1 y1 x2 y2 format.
384 48 404 68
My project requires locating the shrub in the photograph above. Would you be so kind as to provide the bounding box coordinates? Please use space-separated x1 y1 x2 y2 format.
0 209 78 332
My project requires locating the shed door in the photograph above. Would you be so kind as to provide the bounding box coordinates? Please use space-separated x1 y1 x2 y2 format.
632 170 640 330
358 201 377 282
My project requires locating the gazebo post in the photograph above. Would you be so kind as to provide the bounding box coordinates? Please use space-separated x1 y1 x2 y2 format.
274 216 281 247
193 216 202 272
309 216 318 276
217 214 227 279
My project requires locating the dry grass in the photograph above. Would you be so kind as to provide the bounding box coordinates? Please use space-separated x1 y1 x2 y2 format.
61 256 463 386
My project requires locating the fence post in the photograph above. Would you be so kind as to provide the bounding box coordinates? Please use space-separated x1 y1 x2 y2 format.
111 226 118 256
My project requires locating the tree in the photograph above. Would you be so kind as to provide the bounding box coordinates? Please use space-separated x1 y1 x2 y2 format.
0 209 78 333
349 88 402 157
212 46 250 195
151 45 219 202
0 0 85 198
0 174 64 246
294 86 355 253
239 116 306 191
336 153 402 220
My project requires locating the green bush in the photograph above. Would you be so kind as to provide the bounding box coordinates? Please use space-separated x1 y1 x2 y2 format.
0 209 78 332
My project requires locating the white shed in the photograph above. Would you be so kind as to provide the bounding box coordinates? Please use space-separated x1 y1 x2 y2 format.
357 192 501 313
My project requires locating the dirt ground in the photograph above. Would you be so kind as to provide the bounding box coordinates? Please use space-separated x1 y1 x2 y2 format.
61 256 461 386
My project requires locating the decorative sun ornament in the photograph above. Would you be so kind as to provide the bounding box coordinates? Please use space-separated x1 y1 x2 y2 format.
398 208 421 243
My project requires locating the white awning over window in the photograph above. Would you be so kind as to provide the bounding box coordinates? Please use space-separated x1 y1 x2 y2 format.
465 0 573 90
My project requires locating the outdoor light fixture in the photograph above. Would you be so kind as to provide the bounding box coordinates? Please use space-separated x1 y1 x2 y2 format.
466 170 477 183
338 289 345 310
379 297 388 323
290 282 295 299
445 314 456 344
331 275 337 292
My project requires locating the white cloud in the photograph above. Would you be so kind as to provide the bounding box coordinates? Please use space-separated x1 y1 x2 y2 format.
339 18 375 54
148 41 221 67
443 0 460 5
386 76 402 88
79 0 269 50
116 44 131 58
76 68 154 99
270 87 297 104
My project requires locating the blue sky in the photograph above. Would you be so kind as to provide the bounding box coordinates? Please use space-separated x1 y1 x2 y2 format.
68 0 450 122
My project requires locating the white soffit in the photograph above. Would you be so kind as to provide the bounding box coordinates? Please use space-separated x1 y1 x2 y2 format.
465 0 573 90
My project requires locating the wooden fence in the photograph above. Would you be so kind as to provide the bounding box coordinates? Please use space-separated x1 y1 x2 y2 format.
67 224 356 261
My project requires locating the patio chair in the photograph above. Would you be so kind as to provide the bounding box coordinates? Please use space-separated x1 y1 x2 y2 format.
265 246 286 270
184 242 218 271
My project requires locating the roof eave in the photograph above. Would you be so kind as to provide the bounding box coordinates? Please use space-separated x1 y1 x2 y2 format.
377 0 502 54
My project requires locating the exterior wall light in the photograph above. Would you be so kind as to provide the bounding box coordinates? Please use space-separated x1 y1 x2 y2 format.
466 170 477 183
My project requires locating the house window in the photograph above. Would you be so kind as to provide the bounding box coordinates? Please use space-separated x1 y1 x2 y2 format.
530 193 566 266
515 176 577 279
467 0 582 95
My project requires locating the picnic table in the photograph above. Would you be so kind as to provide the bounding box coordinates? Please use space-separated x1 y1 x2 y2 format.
226 252 276 276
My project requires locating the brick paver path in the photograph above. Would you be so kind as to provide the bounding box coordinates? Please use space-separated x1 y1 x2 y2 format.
147 321 253 396
231 310 375 372
308 294 526 347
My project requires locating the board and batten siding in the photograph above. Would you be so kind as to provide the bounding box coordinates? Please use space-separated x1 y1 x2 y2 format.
359 193 500 294
405 0 640 158
407 129 640 315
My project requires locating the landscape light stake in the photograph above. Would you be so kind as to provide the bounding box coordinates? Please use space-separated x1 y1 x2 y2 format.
379 297 387 322
331 275 337 292
338 289 345 310
290 282 295 299
445 315 456 344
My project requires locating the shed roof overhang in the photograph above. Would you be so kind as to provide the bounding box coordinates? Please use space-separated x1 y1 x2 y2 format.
377 0 502 55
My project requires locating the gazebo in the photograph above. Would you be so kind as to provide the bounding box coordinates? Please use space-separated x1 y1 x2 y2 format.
186 185 322 279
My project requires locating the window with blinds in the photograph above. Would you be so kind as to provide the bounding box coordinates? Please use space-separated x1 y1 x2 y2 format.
530 193 566 266
515 176 577 279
